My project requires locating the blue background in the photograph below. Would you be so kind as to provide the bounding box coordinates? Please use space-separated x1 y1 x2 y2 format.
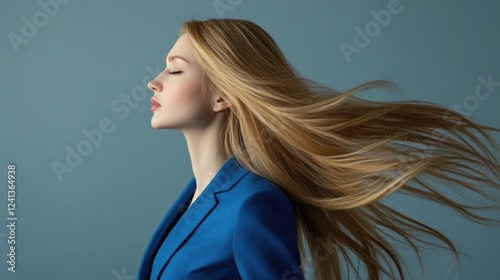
1 0 499 279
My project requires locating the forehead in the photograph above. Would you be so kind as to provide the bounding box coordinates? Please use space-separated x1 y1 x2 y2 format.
166 33 195 62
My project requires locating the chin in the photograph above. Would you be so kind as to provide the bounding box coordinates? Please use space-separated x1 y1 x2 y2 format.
151 118 163 129
151 118 176 129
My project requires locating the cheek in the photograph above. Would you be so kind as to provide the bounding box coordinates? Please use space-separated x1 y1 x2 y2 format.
157 80 211 125
166 82 203 111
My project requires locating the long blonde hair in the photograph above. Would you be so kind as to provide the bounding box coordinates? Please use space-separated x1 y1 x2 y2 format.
179 18 500 279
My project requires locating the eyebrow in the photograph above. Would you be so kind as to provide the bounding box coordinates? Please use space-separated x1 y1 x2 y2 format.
166 55 190 64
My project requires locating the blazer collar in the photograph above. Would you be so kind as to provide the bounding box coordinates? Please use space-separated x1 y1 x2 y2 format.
138 156 248 280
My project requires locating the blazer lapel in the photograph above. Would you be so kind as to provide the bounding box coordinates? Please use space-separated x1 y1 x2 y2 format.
138 177 196 280
151 156 249 279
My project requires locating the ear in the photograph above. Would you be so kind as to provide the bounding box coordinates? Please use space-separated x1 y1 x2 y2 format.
212 95 231 112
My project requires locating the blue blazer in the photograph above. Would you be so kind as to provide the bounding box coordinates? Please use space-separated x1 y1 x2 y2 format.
137 156 304 279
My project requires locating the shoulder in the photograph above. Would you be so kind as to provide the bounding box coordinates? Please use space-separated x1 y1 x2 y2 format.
213 169 296 225
229 172 302 278
228 171 296 227
230 171 294 210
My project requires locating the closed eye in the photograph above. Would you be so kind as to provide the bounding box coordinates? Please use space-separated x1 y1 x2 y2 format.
168 71 182 75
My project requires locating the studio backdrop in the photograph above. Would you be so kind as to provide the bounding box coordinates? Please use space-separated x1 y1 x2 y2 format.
1 0 499 279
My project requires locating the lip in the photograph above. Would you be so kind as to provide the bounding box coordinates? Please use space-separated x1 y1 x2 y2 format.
151 97 161 111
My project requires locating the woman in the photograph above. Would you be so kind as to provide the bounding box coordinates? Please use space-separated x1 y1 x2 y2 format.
138 18 500 280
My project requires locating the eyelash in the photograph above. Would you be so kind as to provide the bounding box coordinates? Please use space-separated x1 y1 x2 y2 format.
167 71 182 75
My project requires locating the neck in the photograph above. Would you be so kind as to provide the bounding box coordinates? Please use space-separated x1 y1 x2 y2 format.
181 118 229 200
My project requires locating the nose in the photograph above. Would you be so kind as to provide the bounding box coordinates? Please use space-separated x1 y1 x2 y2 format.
148 79 162 93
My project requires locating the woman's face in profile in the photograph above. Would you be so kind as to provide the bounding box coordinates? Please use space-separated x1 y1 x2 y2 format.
148 33 213 131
